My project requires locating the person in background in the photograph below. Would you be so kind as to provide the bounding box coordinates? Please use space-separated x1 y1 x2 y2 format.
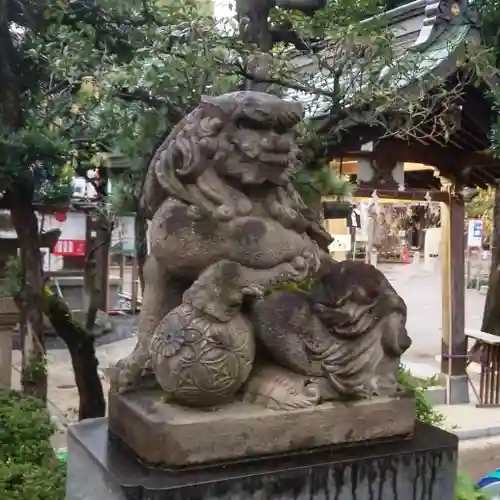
347 203 361 257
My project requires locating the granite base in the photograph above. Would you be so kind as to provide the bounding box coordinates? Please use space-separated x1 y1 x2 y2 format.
108 390 416 466
65 418 458 500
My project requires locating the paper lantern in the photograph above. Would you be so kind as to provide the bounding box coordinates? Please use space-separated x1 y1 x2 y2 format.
54 212 67 223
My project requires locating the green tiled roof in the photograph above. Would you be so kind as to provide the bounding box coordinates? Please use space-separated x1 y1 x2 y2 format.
290 0 480 118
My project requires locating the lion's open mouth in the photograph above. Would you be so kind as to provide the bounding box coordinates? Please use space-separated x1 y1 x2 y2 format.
257 152 291 166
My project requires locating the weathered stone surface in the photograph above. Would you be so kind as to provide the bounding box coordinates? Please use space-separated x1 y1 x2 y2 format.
108 390 415 466
111 90 412 409
66 418 457 500
104 91 416 472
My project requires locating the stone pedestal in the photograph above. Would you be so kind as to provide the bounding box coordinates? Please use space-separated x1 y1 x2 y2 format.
65 418 458 500
108 390 416 466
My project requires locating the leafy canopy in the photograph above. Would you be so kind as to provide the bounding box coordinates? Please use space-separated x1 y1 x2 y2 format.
1 0 491 212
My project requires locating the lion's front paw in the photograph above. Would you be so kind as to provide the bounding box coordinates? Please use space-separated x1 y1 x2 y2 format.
110 354 150 394
286 248 319 282
242 284 266 298
274 261 307 282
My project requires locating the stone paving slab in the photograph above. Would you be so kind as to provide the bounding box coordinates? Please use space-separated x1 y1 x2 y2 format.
379 262 485 366
437 402 500 441
458 434 500 481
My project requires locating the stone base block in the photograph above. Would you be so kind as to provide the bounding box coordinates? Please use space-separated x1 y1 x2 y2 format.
65 418 458 500
108 390 416 466
443 375 470 405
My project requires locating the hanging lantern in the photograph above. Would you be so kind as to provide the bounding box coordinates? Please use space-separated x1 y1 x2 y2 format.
54 211 67 223
94 168 100 193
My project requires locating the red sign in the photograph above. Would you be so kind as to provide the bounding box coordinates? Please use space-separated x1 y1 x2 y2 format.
52 239 86 257
54 211 67 223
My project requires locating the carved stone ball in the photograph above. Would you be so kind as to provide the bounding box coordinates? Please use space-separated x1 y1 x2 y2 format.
149 303 256 407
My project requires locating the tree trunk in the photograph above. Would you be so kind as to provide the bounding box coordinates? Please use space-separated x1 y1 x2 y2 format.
236 0 273 91
10 201 47 401
94 212 111 311
43 288 105 419
0 0 47 400
84 212 99 330
235 0 326 90
134 211 148 295
482 186 500 334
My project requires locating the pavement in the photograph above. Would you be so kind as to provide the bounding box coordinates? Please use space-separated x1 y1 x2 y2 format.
378 261 485 366
9 261 500 456
380 262 500 446
459 436 500 481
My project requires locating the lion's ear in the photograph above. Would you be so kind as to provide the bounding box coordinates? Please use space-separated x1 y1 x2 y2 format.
200 94 238 118
200 95 221 110
200 95 214 104
140 164 164 220
199 95 224 118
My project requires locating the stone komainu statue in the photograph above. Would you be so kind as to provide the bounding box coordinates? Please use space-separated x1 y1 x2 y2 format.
111 91 411 410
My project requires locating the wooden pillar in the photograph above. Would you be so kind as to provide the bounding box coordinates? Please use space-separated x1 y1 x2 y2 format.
440 187 468 404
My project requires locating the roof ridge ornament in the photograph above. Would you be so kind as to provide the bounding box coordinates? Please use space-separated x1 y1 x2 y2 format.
413 0 470 50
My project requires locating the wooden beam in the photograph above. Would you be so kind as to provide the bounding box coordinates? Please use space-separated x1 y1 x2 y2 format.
342 139 500 185
463 151 500 169
341 138 464 170
355 188 449 202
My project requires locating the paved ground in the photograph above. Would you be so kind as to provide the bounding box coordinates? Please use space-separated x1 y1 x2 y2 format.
378 261 485 368
460 436 500 481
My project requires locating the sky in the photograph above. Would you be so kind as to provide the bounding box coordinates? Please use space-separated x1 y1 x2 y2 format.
213 0 234 21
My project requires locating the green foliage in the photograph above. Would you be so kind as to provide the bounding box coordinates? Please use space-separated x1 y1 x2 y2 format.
0 256 22 298
0 463 65 500
1 0 485 212
0 390 54 463
264 277 316 296
294 167 357 208
23 351 48 384
397 364 445 427
475 0 500 156
0 0 237 209
456 472 491 500
0 390 65 500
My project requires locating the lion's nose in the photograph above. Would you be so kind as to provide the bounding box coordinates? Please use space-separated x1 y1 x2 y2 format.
263 133 290 153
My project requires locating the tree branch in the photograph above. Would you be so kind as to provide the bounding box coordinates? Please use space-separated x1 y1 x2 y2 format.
270 23 310 51
228 60 339 98
274 0 327 16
